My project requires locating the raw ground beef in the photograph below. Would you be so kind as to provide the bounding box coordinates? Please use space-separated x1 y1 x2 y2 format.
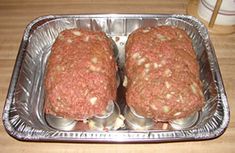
125 26 204 121
44 29 117 120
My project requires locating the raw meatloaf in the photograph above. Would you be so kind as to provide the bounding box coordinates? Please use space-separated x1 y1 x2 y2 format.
125 26 204 121
44 29 117 120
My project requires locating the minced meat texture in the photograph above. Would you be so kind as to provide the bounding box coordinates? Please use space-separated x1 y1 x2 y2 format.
44 29 117 120
125 26 204 121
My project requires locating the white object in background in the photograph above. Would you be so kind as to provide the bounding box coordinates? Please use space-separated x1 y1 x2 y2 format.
198 0 235 25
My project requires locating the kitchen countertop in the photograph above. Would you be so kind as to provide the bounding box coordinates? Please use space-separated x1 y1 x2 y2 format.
0 0 234 152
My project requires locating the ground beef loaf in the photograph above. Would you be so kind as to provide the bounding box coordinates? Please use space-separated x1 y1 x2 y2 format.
44 29 117 120
125 26 204 121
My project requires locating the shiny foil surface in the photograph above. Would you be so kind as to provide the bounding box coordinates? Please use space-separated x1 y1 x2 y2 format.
2 14 230 142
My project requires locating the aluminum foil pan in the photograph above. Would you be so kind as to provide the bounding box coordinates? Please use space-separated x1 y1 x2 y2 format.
2 14 230 142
